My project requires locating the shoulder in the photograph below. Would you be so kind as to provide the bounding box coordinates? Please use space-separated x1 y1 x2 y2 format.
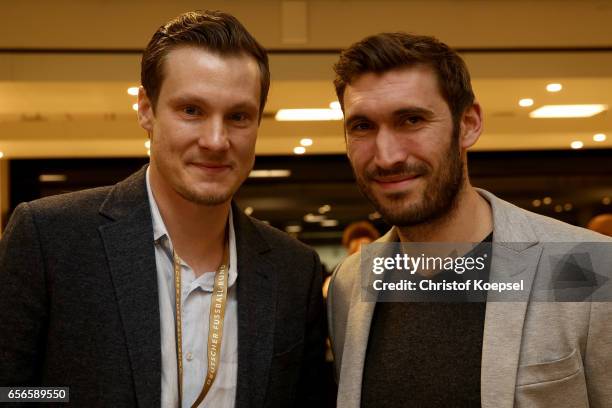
522 209 612 243
2 186 114 259
26 186 112 217
479 188 612 243
13 186 112 230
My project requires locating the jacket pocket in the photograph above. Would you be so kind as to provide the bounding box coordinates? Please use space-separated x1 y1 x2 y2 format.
515 348 588 408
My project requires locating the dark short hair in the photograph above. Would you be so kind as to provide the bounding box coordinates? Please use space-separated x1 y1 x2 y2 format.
333 32 474 126
342 221 380 248
141 10 270 118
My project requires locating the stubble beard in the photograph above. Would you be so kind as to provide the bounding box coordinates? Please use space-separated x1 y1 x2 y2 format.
353 131 464 228
175 184 235 206
156 158 245 207
174 163 247 206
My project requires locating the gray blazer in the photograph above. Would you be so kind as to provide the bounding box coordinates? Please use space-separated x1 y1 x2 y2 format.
328 189 612 408
0 167 326 407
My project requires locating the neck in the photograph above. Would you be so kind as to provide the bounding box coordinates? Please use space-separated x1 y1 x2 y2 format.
397 183 492 243
149 165 229 277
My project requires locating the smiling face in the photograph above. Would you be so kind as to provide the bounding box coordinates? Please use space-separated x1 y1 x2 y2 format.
138 46 261 206
343 64 466 227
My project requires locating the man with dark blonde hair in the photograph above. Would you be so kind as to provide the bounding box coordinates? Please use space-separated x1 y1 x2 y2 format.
328 32 612 407
0 10 325 407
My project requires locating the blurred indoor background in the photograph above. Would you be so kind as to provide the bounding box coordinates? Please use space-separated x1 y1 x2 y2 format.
1 0 611 270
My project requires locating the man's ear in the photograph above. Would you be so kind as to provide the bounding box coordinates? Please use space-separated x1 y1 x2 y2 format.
459 102 483 149
137 86 155 132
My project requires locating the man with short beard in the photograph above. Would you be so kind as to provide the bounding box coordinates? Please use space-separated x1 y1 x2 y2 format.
0 11 325 407
327 33 612 407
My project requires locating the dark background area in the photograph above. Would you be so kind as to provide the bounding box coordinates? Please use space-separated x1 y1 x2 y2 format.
7 149 612 245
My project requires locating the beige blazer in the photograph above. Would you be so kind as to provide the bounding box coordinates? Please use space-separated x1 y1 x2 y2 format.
328 189 612 408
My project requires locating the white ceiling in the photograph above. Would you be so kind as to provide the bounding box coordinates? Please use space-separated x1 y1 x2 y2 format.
0 0 611 158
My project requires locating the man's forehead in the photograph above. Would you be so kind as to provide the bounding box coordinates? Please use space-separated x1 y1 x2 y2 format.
345 65 438 97
343 65 442 115
162 45 259 77
158 45 261 103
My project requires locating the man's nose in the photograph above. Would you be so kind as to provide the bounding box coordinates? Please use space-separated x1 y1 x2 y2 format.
197 116 230 152
374 126 409 169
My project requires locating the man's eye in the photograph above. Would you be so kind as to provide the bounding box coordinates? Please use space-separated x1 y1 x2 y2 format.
350 122 372 132
404 116 422 125
230 112 248 122
183 106 201 116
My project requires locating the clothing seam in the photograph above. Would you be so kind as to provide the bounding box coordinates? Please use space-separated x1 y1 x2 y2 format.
516 366 582 388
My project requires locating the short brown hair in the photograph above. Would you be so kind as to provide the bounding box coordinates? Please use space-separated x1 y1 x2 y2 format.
333 32 474 126
141 10 270 118
342 221 380 248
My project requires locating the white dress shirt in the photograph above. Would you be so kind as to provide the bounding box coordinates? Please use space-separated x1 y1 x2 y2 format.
146 168 238 408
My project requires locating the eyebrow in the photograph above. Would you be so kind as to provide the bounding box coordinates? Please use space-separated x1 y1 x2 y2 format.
345 107 435 128
168 94 258 112
393 107 434 117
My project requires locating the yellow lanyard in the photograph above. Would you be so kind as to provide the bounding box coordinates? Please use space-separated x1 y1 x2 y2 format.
173 234 229 408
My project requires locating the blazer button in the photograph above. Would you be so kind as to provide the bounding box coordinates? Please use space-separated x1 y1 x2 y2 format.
186 352 193 361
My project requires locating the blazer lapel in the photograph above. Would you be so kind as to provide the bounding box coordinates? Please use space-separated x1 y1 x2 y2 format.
337 291 376 408
477 189 542 408
232 205 277 408
481 243 541 408
98 167 161 408
337 229 397 408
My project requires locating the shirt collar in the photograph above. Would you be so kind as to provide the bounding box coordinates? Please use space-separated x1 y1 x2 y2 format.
146 167 168 242
146 166 238 287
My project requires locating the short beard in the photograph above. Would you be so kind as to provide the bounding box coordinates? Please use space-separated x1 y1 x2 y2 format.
353 127 464 228
176 187 234 206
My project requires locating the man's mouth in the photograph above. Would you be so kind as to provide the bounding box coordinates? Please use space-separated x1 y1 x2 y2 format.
371 173 421 191
189 162 232 173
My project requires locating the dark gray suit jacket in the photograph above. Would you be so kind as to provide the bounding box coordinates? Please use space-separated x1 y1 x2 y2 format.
0 167 326 407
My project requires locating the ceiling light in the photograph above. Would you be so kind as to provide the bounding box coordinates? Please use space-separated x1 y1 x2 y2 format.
39 174 67 182
554 204 563 213
593 133 607 142
542 197 552 205
144 140 151 149
603 197 611 205
563 203 573 211
147 149 150 156
329 101 341 110
244 207 254 216
285 225 302 233
249 169 291 178
275 109 343 121
127 86 139 96
293 146 306 155
304 213 326 223
132 103 139 111
519 98 534 107
300 138 313 147
546 83 562 92
532 199 542 207
0 152 4 159
570 141 584 149
321 219 339 227
318 204 331 214
529 104 607 118
368 212 381 220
